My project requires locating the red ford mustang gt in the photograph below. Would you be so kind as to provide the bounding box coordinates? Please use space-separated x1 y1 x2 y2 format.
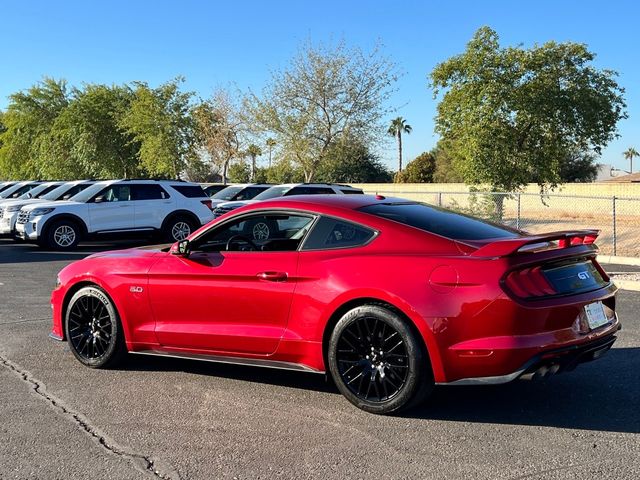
51 195 620 414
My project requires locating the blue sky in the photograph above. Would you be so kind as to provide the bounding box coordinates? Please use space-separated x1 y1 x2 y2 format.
1 0 639 171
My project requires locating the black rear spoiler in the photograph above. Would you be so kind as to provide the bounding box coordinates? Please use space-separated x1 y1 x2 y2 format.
469 230 599 257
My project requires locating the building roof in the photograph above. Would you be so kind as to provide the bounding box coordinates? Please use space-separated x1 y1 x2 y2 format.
602 172 640 183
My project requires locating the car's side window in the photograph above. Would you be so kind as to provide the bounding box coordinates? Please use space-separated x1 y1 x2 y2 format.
192 213 315 253
301 217 376 250
132 184 170 200
94 185 131 202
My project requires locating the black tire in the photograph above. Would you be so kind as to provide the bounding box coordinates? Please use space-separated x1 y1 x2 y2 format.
327 305 433 414
65 286 127 368
45 219 81 250
244 218 278 241
163 215 196 242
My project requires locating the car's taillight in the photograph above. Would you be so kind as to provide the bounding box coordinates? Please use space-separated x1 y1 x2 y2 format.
201 199 213 210
504 266 557 298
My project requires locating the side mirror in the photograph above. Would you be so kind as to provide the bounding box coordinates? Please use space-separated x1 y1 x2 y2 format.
172 239 191 256
94 195 104 203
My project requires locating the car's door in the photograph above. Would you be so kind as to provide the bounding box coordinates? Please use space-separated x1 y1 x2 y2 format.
88 185 135 232
132 184 173 230
147 211 316 355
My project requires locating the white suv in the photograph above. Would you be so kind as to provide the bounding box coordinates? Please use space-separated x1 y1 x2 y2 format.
15 179 214 249
0 181 94 237
212 183 364 219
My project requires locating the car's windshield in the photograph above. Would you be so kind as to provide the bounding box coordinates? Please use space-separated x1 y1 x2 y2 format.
1 183 38 199
253 186 291 200
69 183 110 202
212 186 244 200
41 183 82 201
26 183 61 199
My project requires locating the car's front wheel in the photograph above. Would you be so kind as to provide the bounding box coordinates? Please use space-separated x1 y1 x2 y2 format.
65 286 127 368
45 220 81 250
327 304 433 414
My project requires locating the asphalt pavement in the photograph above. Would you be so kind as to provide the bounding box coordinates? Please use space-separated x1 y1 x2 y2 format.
1 238 639 480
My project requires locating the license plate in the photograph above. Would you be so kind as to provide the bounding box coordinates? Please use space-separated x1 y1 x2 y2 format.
584 302 609 330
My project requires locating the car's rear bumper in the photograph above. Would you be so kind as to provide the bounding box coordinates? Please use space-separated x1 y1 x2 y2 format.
439 320 620 385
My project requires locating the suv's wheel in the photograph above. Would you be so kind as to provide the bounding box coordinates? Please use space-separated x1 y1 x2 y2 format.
327 305 433 414
65 286 127 368
245 218 278 241
45 220 81 250
164 216 196 242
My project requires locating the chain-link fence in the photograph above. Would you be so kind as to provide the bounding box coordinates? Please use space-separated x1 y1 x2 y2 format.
370 190 640 257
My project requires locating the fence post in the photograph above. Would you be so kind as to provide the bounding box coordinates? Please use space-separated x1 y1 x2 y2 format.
612 196 617 257
516 193 521 230
438 192 442 207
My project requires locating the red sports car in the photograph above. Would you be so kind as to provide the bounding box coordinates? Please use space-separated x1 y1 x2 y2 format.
51 195 620 414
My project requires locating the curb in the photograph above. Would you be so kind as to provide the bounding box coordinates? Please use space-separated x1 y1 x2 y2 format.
613 280 640 292
597 255 640 266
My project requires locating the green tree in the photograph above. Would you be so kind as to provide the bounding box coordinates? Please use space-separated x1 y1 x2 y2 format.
557 149 599 182
264 159 305 184
265 137 277 167
315 140 392 183
0 78 71 178
432 139 465 183
192 89 243 184
245 144 262 182
120 78 194 179
387 117 412 173
623 147 639 173
396 151 435 183
246 40 397 182
41 84 140 179
430 27 627 201
228 161 250 183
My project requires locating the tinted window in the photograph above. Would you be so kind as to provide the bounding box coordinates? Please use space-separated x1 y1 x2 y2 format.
94 185 131 202
194 213 314 252
171 185 207 198
212 186 244 200
340 189 364 194
359 203 519 241
302 217 375 250
133 184 170 200
203 185 226 196
286 186 335 195
57 183 91 200
234 186 270 200
6 184 38 198
33 184 61 198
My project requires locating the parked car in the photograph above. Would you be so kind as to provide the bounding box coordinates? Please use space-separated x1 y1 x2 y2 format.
15 179 213 249
0 181 19 194
209 183 272 207
212 183 364 222
0 181 43 199
201 183 227 197
0 181 94 237
50 195 619 414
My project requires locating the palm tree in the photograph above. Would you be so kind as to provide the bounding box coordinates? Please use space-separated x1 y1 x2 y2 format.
245 144 262 182
266 138 277 168
623 147 639 174
388 117 412 173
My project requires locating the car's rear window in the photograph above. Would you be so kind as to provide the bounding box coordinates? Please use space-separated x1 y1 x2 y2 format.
359 202 519 241
171 185 207 198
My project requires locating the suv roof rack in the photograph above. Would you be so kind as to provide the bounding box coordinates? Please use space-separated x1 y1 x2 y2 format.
301 182 356 188
118 178 187 182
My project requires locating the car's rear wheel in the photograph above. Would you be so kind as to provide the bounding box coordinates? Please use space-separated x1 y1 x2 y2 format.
327 305 433 414
65 286 127 368
164 215 196 242
45 220 81 250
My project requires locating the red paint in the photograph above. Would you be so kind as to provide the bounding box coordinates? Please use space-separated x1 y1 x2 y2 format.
50 195 620 383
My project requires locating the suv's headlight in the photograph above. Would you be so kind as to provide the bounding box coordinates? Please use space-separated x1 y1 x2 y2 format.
5 204 23 212
30 207 55 217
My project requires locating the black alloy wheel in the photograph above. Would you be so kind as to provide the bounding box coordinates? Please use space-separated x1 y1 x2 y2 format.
328 305 433 414
65 286 127 368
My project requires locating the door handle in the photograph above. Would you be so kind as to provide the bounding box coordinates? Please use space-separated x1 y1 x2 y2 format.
257 271 288 282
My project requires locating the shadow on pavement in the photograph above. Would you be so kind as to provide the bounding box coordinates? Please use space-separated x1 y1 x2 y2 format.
0 239 150 264
120 346 639 434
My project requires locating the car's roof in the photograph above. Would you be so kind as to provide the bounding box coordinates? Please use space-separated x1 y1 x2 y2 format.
245 194 400 211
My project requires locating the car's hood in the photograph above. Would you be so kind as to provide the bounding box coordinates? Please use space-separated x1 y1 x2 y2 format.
85 243 172 260
216 200 257 209
21 200 84 211
0 198 48 209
